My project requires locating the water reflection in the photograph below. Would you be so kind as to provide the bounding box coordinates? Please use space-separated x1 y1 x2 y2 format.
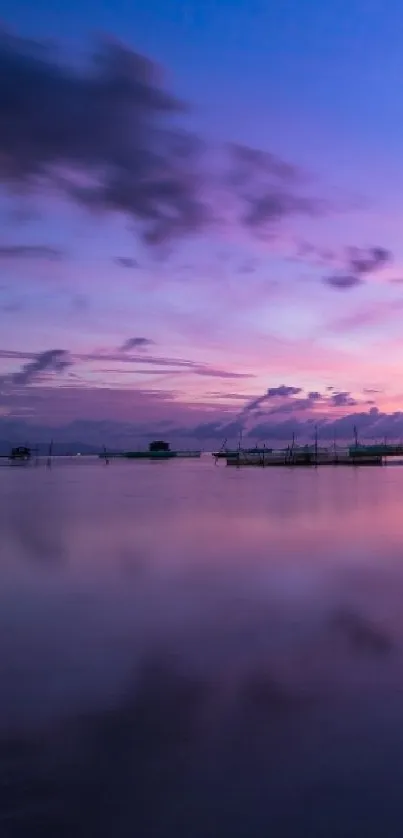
2 459 403 835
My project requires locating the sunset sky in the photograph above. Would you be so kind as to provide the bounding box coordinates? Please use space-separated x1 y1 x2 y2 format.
1 0 403 446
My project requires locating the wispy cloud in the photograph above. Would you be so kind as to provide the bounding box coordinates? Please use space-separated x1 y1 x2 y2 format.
6 349 72 386
114 257 140 269
334 300 403 333
192 367 251 379
325 274 363 290
0 244 64 261
0 346 253 382
0 300 25 313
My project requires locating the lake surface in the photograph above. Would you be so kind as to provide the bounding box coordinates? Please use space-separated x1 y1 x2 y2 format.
2 456 403 836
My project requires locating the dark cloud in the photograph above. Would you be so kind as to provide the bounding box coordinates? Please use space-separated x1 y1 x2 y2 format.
267 385 302 398
324 246 392 290
325 274 363 290
226 143 301 185
246 387 359 417
225 143 322 232
0 32 207 245
244 193 320 231
10 349 72 386
295 241 336 264
71 294 90 313
264 399 309 416
237 258 258 275
330 391 357 407
0 299 25 313
0 244 64 260
264 394 322 415
348 246 391 276
0 32 325 245
256 389 332 417
120 337 154 351
115 257 140 269
241 385 302 416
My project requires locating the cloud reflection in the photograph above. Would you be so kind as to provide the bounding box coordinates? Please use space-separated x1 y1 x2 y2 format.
2 463 403 835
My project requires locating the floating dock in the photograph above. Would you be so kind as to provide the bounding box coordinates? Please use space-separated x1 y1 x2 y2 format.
100 440 201 460
213 447 272 460
225 448 384 467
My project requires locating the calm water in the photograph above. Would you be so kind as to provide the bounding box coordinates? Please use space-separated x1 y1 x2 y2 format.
2 456 403 836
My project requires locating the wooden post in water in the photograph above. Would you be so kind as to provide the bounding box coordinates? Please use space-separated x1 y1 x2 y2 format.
237 427 243 467
214 437 227 465
314 425 318 467
47 439 53 469
290 432 295 465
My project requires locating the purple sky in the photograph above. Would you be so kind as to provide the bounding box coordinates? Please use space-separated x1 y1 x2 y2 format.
1 0 403 445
